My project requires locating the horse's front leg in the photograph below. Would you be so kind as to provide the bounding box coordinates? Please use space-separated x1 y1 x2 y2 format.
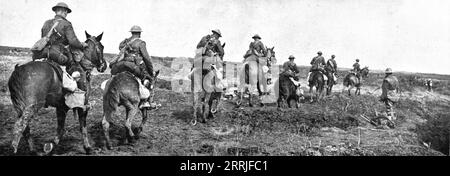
76 107 92 154
191 92 200 125
348 86 353 96
202 92 211 122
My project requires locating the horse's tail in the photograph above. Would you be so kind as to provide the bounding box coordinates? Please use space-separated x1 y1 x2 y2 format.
8 65 28 116
103 77 120 113
343 74 350 87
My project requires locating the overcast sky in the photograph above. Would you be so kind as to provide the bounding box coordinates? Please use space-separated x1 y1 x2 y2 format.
1 0 449 74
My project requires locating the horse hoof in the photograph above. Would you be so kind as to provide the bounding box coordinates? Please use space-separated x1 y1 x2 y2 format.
136 127 143 135
190 119 197 126
105 144 113 150
43 143 54 155
84 146 92 155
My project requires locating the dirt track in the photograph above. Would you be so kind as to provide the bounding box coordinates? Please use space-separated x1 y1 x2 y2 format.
0 54 448 156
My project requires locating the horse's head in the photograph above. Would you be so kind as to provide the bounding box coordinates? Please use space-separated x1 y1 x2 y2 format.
266 46 277 65
84 31 107 73
361 66 370 78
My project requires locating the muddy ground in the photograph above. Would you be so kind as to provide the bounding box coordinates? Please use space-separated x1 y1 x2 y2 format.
0 53 449 156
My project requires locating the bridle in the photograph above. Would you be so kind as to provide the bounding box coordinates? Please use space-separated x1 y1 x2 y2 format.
84 37 105 70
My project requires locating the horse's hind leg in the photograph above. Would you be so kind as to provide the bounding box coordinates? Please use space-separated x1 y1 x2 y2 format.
12 105 35 154
22 125 35 154
102 110 113 150
137 108 149 137
191 92 201 125
54 107 69 146
76 108 92 154
124 104 139 144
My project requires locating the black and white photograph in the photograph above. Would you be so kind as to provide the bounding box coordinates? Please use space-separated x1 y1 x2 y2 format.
0 0 449 163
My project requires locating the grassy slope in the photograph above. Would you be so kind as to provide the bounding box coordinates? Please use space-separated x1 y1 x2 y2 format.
0 46 448 156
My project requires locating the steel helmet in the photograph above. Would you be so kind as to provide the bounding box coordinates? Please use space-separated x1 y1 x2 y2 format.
129 25 143 32
212 29 222 37
288 55 295 59
356 59 360 62
317 51 322 55
52 2 72 13
385 68 393 74
252 34 261 39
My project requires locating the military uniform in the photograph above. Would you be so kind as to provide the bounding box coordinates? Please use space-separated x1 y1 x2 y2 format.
196 34 224 59
326 58 337 73
310 56 326 71
32 14 85 66
380 68 398 121
111 37 154 78
326 58 337 84
282 60 300 77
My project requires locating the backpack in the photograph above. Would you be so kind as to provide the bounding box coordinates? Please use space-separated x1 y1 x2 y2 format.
31 19 62 52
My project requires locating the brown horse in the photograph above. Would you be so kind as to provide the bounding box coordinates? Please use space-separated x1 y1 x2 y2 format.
190 43 226 125
324 70 336 95
343 67 369 96
101 70 159 149
190 58 223 125
308 70 326 103
237 47 276 107
276 73 303 108
7 32 107 155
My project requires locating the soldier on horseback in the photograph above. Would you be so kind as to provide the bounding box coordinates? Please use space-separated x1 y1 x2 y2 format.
244 34 266 59
307 51 326 86
192 29 225 90
32 2 88 65
197 29 224 59
31 2 94 109
352 59 361 78
326 55 338 85
282 55 300 78
243 34 272 94
109 25 156 109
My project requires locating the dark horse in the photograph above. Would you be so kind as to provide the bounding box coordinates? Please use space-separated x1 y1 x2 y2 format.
308 70 325 102
343 67 369 96
102 70 159 149
276 73 303 108
237 47 276 107
7 32 107 154
324 70 336 95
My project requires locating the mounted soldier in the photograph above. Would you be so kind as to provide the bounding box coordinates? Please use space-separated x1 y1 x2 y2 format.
307 51 326 86
31 2 89 93
282 55 300 78
192 29 225 89
190 29 225 125
326 55 338 84
109 25 157 109
352 59 361 78
324 54 338 95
